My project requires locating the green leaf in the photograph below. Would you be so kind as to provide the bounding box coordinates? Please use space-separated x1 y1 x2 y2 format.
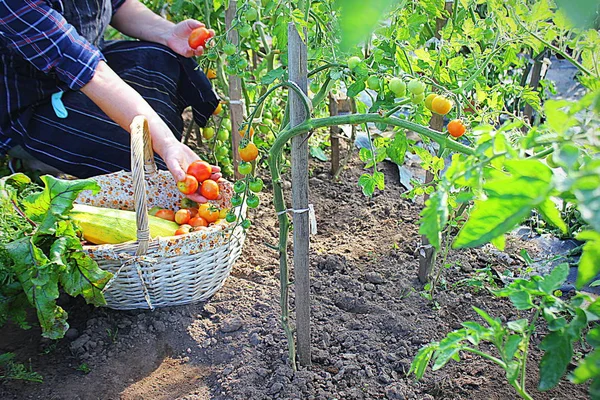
506 319 528 334
4 237 67 339
409 343 438 379
555 0 600 29
454 160 552 249
432 330 468 371
309 146 329 162
473 307 502 330
22 176 100 234
539 263 569 294
504 335 523 361
537 199 567 234
418 189 448 251
572 348 600 385
346 80 366 97
261 67 285 84
335 0 399 50
538 331 573 391
509 290 535 310
576 231 600 289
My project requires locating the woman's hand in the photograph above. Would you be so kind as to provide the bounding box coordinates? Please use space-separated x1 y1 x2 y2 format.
163 20 215 58
157 139 222 203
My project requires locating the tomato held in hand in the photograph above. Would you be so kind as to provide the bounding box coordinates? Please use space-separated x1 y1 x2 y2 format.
200 179 220 200
177 174 199 195
188 27 212 49
239 142 259 162
447 119 466 138
187 160 212 182
431 95 453 115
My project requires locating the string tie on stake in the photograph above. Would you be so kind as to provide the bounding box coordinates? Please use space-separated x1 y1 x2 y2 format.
277 204 317 235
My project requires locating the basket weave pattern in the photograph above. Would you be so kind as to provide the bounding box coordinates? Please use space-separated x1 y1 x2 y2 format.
75 116 245 310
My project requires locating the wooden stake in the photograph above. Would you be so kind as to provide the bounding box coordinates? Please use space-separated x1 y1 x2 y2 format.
225 3 243 179
288 23 311 368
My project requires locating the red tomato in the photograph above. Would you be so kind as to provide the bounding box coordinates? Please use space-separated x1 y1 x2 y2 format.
200 179 220 200
188 27 212 49
187 160 212 183
177 174 199 195
189 216 208 227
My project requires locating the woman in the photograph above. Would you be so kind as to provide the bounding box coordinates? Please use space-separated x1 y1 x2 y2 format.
0 0 219 203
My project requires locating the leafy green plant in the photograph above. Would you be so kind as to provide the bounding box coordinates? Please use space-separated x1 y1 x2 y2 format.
0 353 42 383
0 174 112 339
410 263 600 399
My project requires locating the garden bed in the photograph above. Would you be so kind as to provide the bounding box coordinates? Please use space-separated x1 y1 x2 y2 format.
0 155 588 400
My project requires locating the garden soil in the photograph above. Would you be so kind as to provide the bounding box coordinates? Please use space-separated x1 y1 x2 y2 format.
0 153 589 400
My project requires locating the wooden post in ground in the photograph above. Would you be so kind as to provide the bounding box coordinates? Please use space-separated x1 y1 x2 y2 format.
225 2 243 179
418 1 453 284
288 22 311 367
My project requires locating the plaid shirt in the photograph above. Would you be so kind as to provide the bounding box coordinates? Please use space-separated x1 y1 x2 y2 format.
0 0 126 154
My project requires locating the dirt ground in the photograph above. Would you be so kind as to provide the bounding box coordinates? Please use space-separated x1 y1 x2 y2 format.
0 152 589 400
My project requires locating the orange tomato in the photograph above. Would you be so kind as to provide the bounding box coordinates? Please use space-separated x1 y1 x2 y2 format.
189 216 208 227
239 142 259 162
155 209 175 221
213 102 223 115
176 174 199 195
200 179 220 200
239 126 255 138
175 224 192 235
205 68 217 79
174 208 192 225
198 203 220 223
431 95 453 115
447 119 466 138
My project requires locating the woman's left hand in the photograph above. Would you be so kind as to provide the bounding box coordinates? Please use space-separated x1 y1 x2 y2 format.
164 19 215 58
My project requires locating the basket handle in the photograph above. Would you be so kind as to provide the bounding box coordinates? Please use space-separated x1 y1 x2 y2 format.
130 115 155 256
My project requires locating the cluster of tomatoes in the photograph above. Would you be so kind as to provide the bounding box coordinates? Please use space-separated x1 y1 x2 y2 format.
151 199 229 236
177 160 220 200
347 56 468 139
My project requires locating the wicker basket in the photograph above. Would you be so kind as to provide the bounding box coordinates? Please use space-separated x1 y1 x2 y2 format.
75 116 246 310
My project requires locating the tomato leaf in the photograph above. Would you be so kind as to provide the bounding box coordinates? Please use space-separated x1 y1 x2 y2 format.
454 160 552 249
537 198 568 234
418 189 448 251
346 80 366 98
576 230 600 289
539 263 569 294
387 133 408 166
409 343 438 380
335 0 398 50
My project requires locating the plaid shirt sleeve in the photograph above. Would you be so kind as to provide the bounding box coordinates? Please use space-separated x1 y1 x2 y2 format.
0 0 104 90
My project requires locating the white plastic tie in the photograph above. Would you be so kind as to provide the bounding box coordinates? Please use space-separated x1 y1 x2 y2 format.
277 204 317 235
228 99 244 105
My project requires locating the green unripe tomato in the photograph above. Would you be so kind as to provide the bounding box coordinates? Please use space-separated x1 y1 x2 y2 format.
216 145 229 158
245 7 258 22
206 51 219 62
231 195 243 207
202 126 215 140
222 165 235 177
216 129 229 142
236 58 249 70
407 79 425 95
233 180 246 193
347 56 361 70
411 92 425 104
225 212 237 223
241 219 252 229
223 43 236 55
239 24 252 38
388 77 406 97
366 76 380 90
246 193 260 208
249 177 263 193
238 161 253 175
